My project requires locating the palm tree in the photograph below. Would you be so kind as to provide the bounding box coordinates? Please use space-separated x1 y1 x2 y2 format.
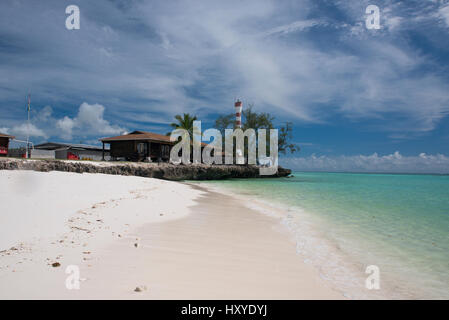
166 113 198 138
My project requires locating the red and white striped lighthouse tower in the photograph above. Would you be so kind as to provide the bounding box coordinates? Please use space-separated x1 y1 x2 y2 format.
235 99 243 129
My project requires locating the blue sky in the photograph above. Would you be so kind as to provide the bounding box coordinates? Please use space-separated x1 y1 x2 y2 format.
1 0 449 172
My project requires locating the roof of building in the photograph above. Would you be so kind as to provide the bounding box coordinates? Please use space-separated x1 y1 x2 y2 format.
0 132 15 139
100 131 175 144
34 142 109 151
100 130 211 147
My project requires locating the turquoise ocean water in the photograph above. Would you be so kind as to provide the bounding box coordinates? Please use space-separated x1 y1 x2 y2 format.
199 172 449 299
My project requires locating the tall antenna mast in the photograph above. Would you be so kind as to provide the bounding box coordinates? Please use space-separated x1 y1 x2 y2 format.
26 93 31 158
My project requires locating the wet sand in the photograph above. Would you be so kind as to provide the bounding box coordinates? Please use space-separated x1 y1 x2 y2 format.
0 171 341 299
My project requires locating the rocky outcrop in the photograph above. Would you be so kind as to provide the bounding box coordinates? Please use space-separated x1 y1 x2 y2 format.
0 158 291 181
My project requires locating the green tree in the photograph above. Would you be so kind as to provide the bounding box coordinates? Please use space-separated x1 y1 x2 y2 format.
242 104 274 131
167 113 198 137
278 122 299 154
214 114 234 135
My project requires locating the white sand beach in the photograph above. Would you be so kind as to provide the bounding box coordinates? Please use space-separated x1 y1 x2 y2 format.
0 170 341 299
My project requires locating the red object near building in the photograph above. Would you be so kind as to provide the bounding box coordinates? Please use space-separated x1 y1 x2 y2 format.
67 152 79 160
0 133 15 157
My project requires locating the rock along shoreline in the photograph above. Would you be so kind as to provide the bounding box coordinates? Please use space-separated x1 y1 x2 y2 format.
0 158 291 181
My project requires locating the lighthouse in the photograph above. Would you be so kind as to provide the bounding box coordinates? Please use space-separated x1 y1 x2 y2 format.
234 99 244 164
235 99 243 129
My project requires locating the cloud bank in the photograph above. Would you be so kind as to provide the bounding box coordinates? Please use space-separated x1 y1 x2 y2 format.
282 152 449 174
0 0 449 135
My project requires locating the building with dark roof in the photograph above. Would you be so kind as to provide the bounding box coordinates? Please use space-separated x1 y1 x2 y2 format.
100 131 173 162
34 142 110 160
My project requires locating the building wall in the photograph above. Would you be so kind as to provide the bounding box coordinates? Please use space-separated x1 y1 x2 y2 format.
55 148 110 161
110 141 136 159
6 146 108 160
0 137 8 148
150 143 171 160
74 149 109 161
55 149 68 159
0 137 9 157
108 140 172 161
30 149 55 159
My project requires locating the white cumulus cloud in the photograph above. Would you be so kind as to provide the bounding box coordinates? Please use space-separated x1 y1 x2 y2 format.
9 123 48 140
2 102 124 143
57 102 125 140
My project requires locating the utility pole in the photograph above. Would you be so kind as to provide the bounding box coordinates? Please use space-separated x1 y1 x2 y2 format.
26 93 31 158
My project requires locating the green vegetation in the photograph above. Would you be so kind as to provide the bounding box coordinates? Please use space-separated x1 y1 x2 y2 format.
166 113 198 138
214 104 299 154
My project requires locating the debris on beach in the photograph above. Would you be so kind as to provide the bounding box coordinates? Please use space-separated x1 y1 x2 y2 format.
51 262 61 267
134 285 147 292
70 226 91 233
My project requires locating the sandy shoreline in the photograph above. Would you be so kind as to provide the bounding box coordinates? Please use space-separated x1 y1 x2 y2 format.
0 170 341 299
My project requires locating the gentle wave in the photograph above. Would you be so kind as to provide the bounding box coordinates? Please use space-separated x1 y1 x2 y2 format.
196 172 449 299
